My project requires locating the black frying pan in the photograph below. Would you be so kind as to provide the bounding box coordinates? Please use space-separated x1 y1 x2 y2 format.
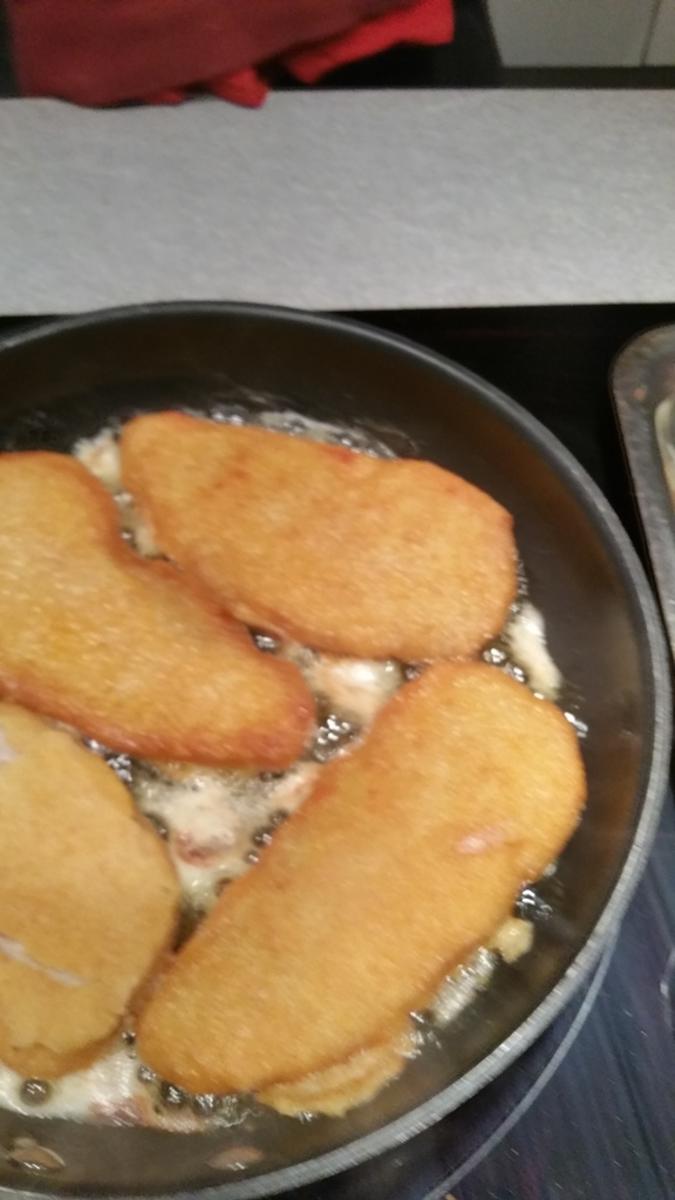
0 303 670 1200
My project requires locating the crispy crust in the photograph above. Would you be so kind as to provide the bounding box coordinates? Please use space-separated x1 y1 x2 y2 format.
120 413 518 660
0 703 180 1078
257 1024 413 1117
137 663 585 1094
0 452 314 767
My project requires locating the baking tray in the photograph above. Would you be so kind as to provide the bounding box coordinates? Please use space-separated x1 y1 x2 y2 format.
613 325 675 656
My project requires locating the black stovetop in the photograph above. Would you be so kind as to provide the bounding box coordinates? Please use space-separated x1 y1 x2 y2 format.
2 304 674 1200
338 305 675 1200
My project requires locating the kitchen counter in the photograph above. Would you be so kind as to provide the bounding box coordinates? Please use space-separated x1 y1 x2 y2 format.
1 89 674 314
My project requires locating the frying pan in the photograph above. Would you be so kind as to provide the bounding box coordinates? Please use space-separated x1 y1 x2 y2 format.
0 303 669 1199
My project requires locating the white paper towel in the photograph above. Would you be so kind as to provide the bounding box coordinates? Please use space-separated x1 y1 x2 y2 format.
1 90 674 313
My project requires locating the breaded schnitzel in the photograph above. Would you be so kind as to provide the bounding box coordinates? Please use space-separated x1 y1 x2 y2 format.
0 453 314 767
257 1024 414 1117
137 663 585 1095
120 413 517 660
0 703 179 1078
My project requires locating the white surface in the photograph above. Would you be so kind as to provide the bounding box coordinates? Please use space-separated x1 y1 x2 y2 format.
647 0 675 63
486 0 657 66
1 91 675 313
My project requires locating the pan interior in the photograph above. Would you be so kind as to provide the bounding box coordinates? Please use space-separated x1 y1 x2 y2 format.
0 305 666 1200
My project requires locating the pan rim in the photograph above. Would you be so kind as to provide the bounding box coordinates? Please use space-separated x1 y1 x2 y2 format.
0 301 670 1200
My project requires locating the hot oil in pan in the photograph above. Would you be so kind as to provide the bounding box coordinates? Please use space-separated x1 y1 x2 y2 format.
0 404 586 1130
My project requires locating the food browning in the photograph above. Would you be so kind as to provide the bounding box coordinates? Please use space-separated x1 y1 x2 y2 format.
257 1025 414 1117
137 663 585 1096
120 413 517 660
0 453 314 767
0 704 179 1078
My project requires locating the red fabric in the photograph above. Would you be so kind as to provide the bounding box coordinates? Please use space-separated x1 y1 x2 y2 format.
6 0 453 108
143 88 186 107
210 68 269 110
286 0 454 84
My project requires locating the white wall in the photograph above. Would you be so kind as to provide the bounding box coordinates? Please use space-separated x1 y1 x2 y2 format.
646 0 675 63
487 0 660 66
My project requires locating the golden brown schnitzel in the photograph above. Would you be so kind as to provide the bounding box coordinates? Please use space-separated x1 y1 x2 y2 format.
120 413 517 660
137 663 585 1095
0 703 179 1078
0 453 314 767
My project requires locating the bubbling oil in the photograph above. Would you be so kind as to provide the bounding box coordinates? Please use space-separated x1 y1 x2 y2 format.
0 407 582 1128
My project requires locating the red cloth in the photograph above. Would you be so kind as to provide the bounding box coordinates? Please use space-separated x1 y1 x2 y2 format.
286 0 454 84
6 0 453 108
